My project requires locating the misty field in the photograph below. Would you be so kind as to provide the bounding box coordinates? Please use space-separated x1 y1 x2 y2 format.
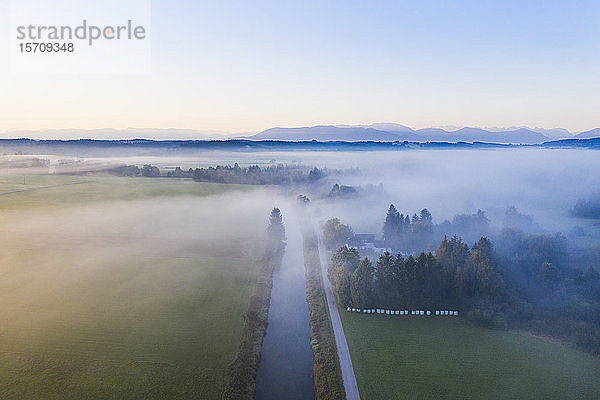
0 174 253 209
0 174 272 399
340 312 600 400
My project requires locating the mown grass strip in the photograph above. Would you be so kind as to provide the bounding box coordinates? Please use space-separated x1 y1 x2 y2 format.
302 227 346 400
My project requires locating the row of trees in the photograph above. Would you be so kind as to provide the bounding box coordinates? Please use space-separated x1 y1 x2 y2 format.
193 164 327 185
382 204 491 252
325 213 600 353
106 163 331 185
222 207 286 399
323 205 493 255
328 235 507 325
106 164 160 177
570 196 600 219
383 205 434 252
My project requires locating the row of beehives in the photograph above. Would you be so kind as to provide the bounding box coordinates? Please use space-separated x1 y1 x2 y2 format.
346 308 459 316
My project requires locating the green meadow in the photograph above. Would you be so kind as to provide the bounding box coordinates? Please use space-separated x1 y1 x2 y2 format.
0 174 267 399
0 174 252 209
341 312 600 400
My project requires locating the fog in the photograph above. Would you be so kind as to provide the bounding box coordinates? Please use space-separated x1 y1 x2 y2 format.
301 148 600 235
0 188 292 354
1 145 599 397
5 147 598 235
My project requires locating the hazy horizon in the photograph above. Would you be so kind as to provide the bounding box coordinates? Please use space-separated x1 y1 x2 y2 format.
1 1 599 133
0 123 595 141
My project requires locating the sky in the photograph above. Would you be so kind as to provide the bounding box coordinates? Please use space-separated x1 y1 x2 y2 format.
0 0 599 136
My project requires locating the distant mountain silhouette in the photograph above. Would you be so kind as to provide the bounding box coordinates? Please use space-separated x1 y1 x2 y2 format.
0 128 237 140
575 128 600 139
485 126 570 139
250 125 422 142
249 124 551 144
414 127 549 144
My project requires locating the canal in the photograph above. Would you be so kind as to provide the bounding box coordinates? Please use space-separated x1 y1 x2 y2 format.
255 212 315 400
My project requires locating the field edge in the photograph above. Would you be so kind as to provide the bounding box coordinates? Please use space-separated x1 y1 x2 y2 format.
302 225 346 400
221 238 283 400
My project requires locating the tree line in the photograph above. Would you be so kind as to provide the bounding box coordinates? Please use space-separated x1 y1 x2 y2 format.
105 163 331 185
325 210 600 354
382 204 492 252
328 235 506 325
223 207 286 400
193 164 326 185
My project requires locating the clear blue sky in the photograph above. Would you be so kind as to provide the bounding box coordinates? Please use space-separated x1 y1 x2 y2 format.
0 0 598 134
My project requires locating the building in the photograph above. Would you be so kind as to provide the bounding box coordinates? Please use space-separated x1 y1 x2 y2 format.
348 233 391 258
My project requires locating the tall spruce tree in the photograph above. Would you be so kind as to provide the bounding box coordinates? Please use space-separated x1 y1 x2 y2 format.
267 207 286 241
383 204 400 242
350 258 374 308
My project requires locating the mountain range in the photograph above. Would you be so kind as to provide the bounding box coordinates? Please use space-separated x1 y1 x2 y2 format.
248 124 595 144
574 128 600 139
2 124 599 144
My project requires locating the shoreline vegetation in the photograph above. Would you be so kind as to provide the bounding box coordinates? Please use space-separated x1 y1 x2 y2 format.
301 224 346 400
222 209 286 400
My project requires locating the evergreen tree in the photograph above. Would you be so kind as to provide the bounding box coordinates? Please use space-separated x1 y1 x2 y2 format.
350 258 374 308
383 204 400 242
472 236 493 259
436 235 470 273
267 208 286 241
375 252 395 306
420 208 433 225
412 213 420 224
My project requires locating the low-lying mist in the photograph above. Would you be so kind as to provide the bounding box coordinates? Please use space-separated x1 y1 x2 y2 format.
302 148 600 236
0 187 291 353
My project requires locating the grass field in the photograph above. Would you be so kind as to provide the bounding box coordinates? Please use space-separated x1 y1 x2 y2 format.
340 312 600 400
0 173 273 399
0 174 252 209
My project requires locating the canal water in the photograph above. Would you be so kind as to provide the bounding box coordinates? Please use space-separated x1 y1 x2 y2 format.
255 213 315 400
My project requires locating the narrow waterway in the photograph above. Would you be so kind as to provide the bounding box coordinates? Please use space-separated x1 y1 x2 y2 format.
255 213 315 400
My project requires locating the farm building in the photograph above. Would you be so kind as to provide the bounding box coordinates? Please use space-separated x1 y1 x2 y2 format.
347 233 391 257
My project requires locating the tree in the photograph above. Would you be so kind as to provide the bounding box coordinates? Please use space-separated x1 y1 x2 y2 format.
464 247 504 300
267 208 286 241
374 252 396 306
420 208 433 225
383 204 400 242
328 246 360 307
330 246 361 273
452 209 490 243
472 236 493 259
350 258 374 308
141 164 160 177
402 255 418 305
308 167 324 182
322 218 354 250
436 235 469 274
414 252 445 307
330 266 352 307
